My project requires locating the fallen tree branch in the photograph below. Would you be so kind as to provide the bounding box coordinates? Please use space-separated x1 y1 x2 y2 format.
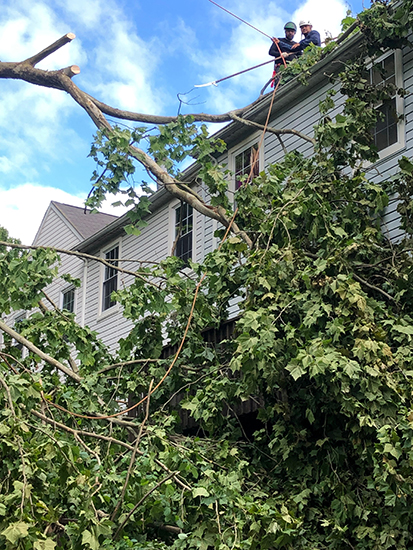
0 241 162 289
0 319 82 383
30 409 191 491
111 380 153 521
0 33 274 249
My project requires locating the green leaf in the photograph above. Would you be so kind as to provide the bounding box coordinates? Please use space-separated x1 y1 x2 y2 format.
399 156 413 174
192 487 210 498
393 325 413 335
82 529 99 550
33 539 57 550
1 522 30 544
286 363 306 380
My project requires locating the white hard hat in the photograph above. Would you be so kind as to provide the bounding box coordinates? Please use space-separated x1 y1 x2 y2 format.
299 20 312 27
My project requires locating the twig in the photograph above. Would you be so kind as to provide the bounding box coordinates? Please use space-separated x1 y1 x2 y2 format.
0 241 162 290
97 359 159 375
30 409 191 491
110 380 154 521
160 366 222 411
352 273 395 302
113 471 178 540
228 112 316 145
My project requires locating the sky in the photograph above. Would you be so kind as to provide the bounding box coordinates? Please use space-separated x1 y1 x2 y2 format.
0 0 366 244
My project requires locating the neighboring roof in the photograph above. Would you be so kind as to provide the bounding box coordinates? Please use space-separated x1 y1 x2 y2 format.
52 201 118 240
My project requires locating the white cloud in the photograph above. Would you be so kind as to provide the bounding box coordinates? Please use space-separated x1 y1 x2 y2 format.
293 0 348 40
85 19 164 114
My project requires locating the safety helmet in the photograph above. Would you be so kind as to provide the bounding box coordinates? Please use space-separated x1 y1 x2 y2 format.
299 20 312 27
284 21 297 31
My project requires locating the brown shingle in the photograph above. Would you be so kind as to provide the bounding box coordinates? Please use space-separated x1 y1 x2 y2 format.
52 201 118 240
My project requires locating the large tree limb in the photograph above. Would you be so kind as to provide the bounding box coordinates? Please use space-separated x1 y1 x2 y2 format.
0 34 274 248
87 93 263 124
0 33 288 248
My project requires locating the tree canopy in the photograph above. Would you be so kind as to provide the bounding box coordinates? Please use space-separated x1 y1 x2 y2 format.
1 1 413 549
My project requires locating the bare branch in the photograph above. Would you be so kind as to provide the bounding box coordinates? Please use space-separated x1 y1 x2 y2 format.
228 111 316 145
86 92 263 125
0 241 162 289
24 33 76 67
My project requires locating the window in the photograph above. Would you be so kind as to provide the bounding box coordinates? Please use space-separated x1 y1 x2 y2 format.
62 288 75 313
234 143 259 190
367 51 404 156
102 246 119 311
174 203 193 264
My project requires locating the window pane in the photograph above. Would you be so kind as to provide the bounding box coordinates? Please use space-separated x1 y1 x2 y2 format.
234 143 259 190
373 91 398 152
62 288 75 313
103 246 118 311
384 54 395 84
175 206 193 263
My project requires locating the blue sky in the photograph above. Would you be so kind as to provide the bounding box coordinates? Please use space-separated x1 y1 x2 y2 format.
0 0 365 243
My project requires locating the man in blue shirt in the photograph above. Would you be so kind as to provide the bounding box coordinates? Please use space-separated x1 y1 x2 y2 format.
291 21 321 52
267 22 298 89
269 22 298 61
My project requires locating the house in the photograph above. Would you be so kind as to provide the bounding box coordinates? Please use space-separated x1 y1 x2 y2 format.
2 26 412 352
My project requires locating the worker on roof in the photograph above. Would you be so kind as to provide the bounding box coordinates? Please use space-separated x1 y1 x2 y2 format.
291 20 321 51
269 21 298 61
268 22 298 88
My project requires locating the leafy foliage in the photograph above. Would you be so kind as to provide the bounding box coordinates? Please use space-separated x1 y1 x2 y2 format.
1 2 413 549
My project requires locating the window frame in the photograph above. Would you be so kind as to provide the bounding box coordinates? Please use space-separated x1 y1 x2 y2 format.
229 133 264 195
169 200 196 266
100 243 120 315
61 286 76 314
366 49 405 160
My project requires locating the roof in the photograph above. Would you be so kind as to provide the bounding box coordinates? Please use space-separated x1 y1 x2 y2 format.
52 201 118 240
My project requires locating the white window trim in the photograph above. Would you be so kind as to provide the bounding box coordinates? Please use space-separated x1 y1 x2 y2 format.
168 199 196 266
367 49 405 161
97 240 122 320
228 132 264 196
